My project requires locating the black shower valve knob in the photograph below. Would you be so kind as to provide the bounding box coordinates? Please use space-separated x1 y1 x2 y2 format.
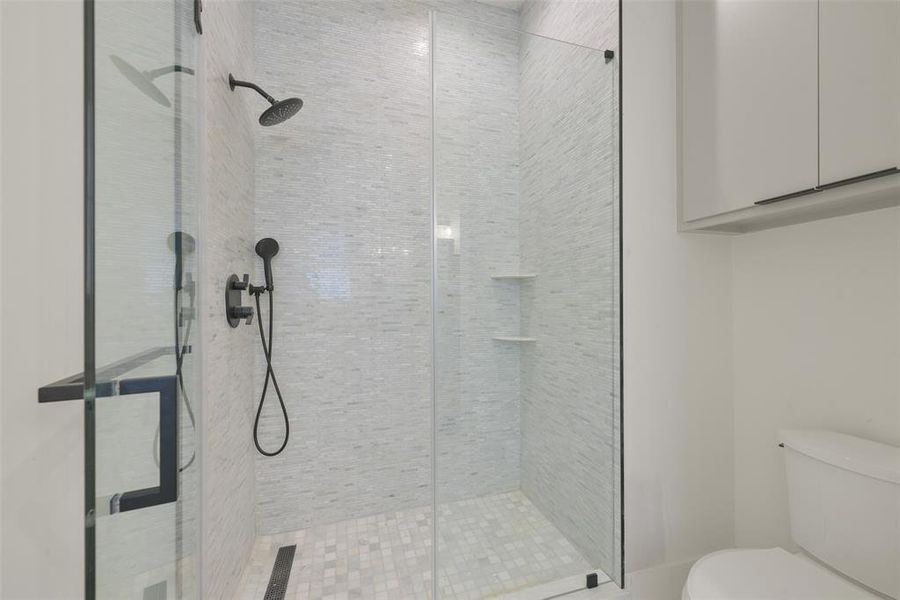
231 273 250 291
230 305 254 325
225 273 255 328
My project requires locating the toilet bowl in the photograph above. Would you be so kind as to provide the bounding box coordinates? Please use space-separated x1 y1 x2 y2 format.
683 430 900 600
683 547 879 600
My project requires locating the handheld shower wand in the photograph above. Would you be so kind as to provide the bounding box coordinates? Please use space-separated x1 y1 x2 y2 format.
255 237 279 292
251 238 289 456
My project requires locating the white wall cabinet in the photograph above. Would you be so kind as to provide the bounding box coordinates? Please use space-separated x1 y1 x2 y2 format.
681 0 819 222
819 0 900 185
681 0 900 232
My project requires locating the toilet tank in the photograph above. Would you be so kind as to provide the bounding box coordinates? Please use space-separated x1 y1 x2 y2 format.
780 430 900 599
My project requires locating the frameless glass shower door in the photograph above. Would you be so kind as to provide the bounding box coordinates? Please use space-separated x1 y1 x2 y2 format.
432 11 622 596
86 0 200 597
241 4 621 596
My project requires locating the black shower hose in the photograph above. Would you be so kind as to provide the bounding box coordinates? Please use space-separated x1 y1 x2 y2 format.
253 289 290 456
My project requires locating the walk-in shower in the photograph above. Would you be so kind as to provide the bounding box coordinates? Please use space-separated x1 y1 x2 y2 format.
82 0 621 598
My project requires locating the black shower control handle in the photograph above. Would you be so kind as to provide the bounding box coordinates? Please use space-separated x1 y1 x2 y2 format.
231 273 250 291
230 305 254 325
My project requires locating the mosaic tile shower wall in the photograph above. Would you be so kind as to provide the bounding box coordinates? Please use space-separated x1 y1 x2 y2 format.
433 12 522 508
252 0 523 535
249 7 621 586
252 0 433 535
201 0 260 597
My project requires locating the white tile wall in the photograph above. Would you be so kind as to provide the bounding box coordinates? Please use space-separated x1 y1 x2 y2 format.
433 11 523 505
242 0 622 588
520 0 619 50
252 0 522 535
252 0 434 534
201 1 259 597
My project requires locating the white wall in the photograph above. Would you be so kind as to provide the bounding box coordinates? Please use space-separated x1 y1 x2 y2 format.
0 2 85 598
732 208 900 549
625 5 900 595
622 0 735 580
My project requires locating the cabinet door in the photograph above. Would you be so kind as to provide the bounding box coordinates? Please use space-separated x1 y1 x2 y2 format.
819 0 900 185
682 0 819 221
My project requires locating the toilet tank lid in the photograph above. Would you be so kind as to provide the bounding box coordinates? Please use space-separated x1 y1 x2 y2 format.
779 430 900 484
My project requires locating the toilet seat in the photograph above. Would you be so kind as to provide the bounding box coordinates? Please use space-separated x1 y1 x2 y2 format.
683 548 880 600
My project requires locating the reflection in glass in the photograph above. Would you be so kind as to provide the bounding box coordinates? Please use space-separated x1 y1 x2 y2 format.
91 0 199 597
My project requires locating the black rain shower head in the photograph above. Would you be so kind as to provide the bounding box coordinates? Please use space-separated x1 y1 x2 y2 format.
260 98 304 127
229 74 303 126
110 55 195 107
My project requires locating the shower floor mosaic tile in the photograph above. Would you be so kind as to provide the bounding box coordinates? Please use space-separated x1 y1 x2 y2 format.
237 490 592 600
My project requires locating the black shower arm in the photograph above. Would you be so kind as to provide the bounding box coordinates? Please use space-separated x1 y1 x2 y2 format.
229 74 276 105
146 64 196 79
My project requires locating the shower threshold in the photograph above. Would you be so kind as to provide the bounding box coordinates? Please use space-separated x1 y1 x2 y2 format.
237 490 607 600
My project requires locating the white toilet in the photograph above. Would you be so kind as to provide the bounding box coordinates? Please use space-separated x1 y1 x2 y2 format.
684 430 900 600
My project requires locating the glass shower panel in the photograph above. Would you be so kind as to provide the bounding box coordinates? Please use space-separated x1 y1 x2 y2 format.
90 0 199 597
433 11 621 596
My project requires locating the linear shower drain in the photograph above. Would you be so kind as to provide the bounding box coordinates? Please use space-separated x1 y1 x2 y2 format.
263 544 297 600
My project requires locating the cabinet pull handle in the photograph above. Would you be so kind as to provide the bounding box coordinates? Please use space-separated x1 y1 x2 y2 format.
755 167 900 206
817 167 900 191
755 188 819 206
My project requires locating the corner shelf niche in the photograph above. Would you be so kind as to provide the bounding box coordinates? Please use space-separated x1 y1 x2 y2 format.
490 272 536 342
490 273 537 281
